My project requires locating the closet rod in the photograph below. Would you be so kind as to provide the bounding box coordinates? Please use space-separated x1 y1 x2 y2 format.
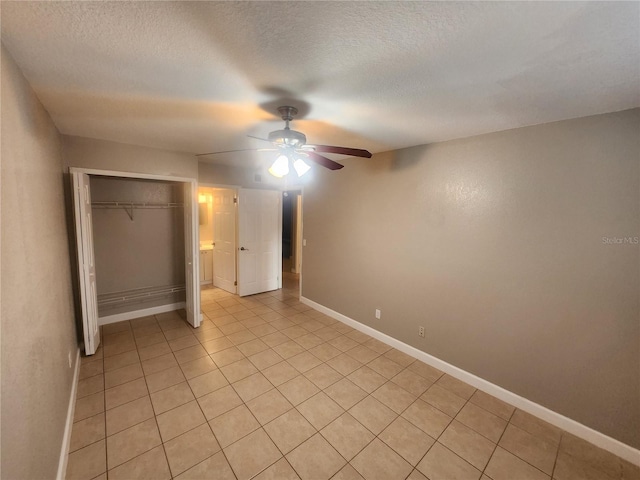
91 201 184 208
91 201 184 220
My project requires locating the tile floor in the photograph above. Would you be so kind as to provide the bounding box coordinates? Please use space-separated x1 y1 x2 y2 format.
67 274 639 480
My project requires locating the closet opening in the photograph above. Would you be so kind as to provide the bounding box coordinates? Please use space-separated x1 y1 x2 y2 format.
91 176 186 319
71 168 200 355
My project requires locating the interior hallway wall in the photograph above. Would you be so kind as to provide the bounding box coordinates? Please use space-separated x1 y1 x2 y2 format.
302 109 640 448
1 45 78 479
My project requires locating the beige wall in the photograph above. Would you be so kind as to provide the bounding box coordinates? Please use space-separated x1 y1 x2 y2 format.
302 109 640 448
199 161 289 189
63 135 198 178
1 45 78 478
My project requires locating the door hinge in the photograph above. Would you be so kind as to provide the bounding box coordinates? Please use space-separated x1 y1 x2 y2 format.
234 281 237 286
233 197 237 204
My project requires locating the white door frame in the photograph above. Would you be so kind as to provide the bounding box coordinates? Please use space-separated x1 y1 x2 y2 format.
299 189 304 298
295 193 303 277
69 167 201 338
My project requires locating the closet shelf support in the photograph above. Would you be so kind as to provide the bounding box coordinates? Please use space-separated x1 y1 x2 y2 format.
91 201 184 221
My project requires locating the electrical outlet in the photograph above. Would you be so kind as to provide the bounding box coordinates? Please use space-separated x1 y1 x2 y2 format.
68 350 73 368
303 239 307 247
418 326 425 337
375 309 381 319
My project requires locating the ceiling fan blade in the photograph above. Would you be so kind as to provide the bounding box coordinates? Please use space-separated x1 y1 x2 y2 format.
305 151 344 170
247 135 274 144
196 148 262 157
307 144 372 158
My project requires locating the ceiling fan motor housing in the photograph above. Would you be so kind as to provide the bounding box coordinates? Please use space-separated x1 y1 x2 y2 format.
268 129 307 147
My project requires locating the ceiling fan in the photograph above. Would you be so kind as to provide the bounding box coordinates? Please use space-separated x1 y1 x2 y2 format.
197 106 372 178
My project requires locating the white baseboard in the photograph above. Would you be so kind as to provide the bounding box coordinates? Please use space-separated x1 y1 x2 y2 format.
300 296 640 466
56 348 81 480
98 302 186 326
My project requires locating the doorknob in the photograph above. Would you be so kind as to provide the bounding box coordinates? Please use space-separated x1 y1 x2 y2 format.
240 247 249 251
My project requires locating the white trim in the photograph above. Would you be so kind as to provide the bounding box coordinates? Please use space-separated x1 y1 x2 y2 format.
300 296 640 466
278 192 283 290
98 302 186 325
198 182 242 189
68 166 195 183
185 181 201 328
56 348 81 480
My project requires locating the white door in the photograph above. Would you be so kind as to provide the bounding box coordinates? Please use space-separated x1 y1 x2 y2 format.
71 171 100 355
184 182 201 327
237 189 281 296
212 188 237 293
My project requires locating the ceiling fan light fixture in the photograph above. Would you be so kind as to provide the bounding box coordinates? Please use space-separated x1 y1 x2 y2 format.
293 157 311 177
268 154 289 178
198 105 372 172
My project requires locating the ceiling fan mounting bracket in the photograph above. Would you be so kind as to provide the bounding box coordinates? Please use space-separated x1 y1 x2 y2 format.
277 106 298 123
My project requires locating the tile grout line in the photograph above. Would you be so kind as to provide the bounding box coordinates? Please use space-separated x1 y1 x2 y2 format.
105 319 156 475
101 325 108 479
102 315 193 477
183 313 240 480
479 401 518 479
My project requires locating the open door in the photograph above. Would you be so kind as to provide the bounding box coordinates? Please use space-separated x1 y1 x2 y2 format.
71 171 100 355
184 182 201 327
212 188 237 293
237 189 281 296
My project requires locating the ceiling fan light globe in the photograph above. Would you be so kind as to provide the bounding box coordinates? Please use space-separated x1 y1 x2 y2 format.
268 155 289 178
293 158 311 177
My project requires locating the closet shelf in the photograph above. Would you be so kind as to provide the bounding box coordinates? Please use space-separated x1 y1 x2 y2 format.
98 284 186 309
91 201 184 220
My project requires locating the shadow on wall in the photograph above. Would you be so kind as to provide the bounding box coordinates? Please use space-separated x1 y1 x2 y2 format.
362 144 431 174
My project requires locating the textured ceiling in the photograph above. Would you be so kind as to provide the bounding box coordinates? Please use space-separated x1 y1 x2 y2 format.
1 1 639 167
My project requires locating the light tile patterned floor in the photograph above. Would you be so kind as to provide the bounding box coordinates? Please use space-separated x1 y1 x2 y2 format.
67 274 639 480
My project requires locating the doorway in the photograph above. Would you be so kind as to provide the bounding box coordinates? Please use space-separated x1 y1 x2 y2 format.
198 187 237 294
70 168 200 355
282 190 303 275
198 187 283 298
